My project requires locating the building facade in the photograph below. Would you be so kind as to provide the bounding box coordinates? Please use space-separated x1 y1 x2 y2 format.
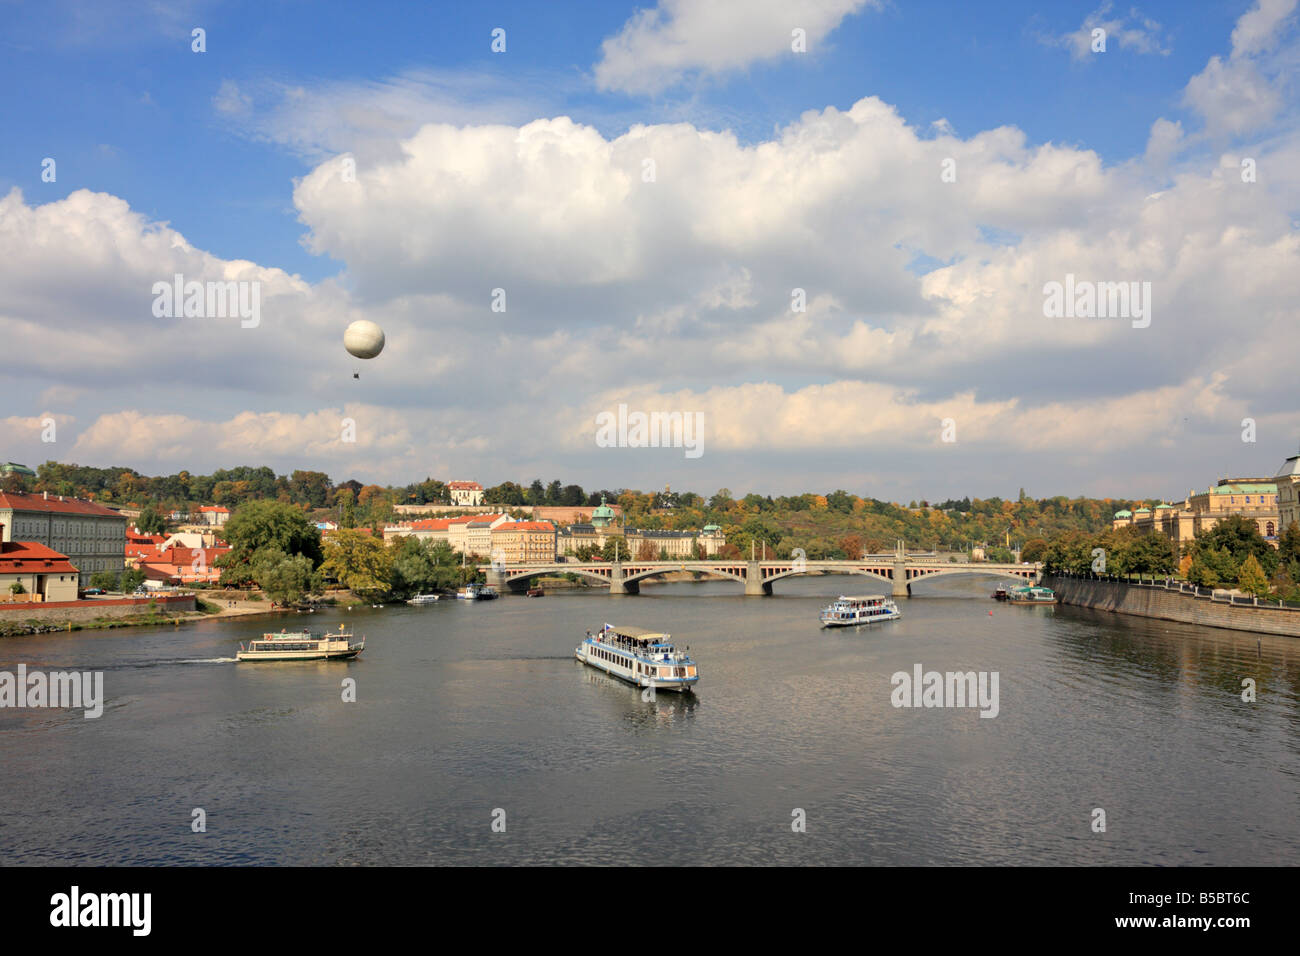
1112 477 1280 550
0 492 127 585
447 481 484 507
1276 454 1300 534
490 521 558 564
0 541 80 602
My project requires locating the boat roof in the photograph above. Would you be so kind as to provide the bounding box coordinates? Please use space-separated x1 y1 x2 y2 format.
605 625 670 640
838 595 886 601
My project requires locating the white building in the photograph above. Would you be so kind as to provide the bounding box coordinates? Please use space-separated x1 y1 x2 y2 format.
447 481 484 507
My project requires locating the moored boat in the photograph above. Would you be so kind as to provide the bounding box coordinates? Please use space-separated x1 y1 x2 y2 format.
820 594 901 627
236 624 365 662
575 623 698 693
526 586 544 597
407 593 441 605
992 586 1009 601
1006 585 1056 605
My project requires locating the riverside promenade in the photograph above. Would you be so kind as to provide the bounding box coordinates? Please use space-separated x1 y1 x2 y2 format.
1045 572 1300 638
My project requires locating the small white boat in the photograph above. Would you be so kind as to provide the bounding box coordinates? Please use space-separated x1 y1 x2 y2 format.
820 594 901 627
575 623 699 693
237 625 365 662
407 594 441 605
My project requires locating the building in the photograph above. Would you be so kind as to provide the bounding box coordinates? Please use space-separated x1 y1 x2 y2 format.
0 540 80 602
197 505 231 526
490 521 558 563
532 504 623 525
590 496 617 528
1112 477 1280 550
557 521 725 558
447 481 484 507
140 544 231 586
443 513 511 556
0 491 127 586
1276 453 1300 534
382 517 453 544
0 462 37 478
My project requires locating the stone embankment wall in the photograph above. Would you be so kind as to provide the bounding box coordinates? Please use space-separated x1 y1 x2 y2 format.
0 594 197 624
1045 574 1300 638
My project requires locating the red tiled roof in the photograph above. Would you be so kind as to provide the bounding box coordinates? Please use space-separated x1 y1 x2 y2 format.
447 481 482 490
0 540 80 574
0 492 124 518
409 518 454 531
151 545 232 568
198 506 230 513
493 521 556 532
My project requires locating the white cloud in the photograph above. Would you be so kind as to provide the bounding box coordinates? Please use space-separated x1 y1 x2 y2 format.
594 0 877 95
1041 3 1171 61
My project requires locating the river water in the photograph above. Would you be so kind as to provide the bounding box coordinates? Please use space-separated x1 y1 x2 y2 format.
2 574 1297 866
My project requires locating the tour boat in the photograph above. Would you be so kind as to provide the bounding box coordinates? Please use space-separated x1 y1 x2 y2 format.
820 594 901 627
236 625 365 662
575 623 699 693
1006 585 1056 605
406 594 441 605
456 583 499 601
992 586 1009 601
477 585 498 600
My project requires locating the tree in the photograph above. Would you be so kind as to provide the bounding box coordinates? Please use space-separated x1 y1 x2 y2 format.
389 538 462 597
601 536 628 561
253 550 317 605
320 530 393 600
136 505 167 535
1279 521 1300 566
217 500 323 585
1238 554 1270 598
1189 515 1278 577
1021 538 1049 563
10 580 25 594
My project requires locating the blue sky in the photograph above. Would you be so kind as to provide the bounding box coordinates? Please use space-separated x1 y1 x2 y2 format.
2 0 1245 282
1 0 1297 499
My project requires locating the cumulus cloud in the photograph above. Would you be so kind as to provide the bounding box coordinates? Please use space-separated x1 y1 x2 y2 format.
4 3 1300 495
594 0 877 94
1040 3 1171 61
1182 0 1297 139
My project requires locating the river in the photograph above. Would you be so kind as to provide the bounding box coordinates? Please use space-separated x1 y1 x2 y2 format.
2 574 1297 865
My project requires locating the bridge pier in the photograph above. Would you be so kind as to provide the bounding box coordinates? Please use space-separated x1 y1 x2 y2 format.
891 561 910 598
609 562 639 595
744 561 771 596
484 567 509 591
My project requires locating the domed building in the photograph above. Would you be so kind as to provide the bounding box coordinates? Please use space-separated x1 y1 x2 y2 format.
590 495 617 529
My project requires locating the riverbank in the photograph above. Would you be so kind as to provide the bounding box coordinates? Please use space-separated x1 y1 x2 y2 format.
1045 573 1300 638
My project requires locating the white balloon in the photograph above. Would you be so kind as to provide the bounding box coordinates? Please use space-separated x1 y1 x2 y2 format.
343 320 385 360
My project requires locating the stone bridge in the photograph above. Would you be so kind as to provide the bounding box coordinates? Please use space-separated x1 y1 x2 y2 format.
480 556 1041 597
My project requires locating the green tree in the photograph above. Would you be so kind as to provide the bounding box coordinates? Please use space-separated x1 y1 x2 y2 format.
252 549 317 604
1278 521 1300 566
1189 515 1278 577
320 530 393 600
136 505 167 535
1237 554 1270 598
1021 537 1049 563
217 500 323 585
389 537 462 597
601 536 628 561
121 568 146 592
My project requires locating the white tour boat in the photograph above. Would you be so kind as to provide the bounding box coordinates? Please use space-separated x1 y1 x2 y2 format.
820 594 901 627
575 623 699 693
236 625 365 662
407 593 441 605
455 583 498 601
